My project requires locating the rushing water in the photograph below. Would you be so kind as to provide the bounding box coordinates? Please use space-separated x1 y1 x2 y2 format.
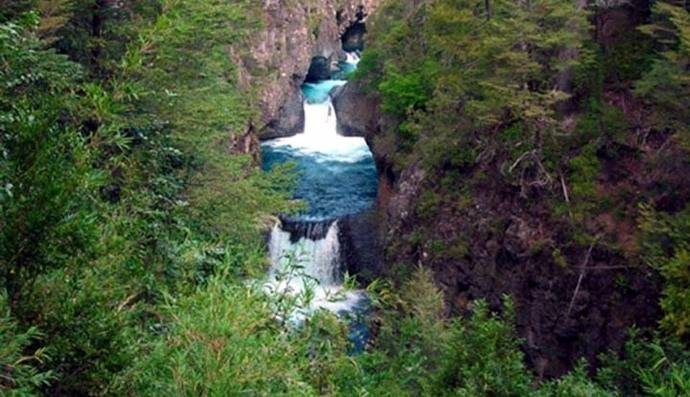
261 53 375 326
262 99 377 220
262 55 376 222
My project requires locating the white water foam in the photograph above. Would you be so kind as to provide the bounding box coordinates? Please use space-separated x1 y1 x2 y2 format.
345 51 361 66
262 96 371 163
264 222 365 322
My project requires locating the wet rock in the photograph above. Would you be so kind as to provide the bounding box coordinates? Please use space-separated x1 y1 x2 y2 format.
305 56 332 83
259 87 304 140
280 217 336 242
328 84 345 99
332 81 381 140
339 209 383 284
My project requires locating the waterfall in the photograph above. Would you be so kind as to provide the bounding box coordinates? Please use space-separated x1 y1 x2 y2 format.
262 96 372 163
265 220 365 321
261 51 373 322
345 51 360 66
269 218 341 293
268 220 341 289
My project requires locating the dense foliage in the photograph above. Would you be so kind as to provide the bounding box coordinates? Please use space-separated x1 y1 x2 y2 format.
358 0 587 172
0 293 52 395
1 0 690 395
355 0 690 393
1 1 294 394
636 0 690 149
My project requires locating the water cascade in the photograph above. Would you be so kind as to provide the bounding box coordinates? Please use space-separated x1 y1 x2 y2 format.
261 52 376 324
345 51 360 65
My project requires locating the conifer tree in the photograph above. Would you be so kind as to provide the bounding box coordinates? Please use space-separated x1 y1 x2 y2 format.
636 0 690 149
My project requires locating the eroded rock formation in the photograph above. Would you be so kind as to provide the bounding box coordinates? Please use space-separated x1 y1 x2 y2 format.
331 82 381 140
235 0 380 140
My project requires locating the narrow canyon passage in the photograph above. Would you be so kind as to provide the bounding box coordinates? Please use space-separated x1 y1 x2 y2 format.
260 53 377 327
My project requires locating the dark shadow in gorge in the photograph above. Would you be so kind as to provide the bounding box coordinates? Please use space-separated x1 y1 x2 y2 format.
342 22 366 52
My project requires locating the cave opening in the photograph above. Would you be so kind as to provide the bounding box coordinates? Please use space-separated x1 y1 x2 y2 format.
342 22 366 53
304 56 331 83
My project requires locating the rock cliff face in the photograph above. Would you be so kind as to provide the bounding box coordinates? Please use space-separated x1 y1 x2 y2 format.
332 22 669 379
236 0 380 140
338 83 664 379
331 83 380 140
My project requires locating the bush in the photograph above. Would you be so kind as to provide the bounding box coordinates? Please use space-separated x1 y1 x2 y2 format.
435 299 532 396
334 268 620 396
639 204 690 338
598 330 690 397
636 1 690 148
379 69 431 116
0 292 52 396
112 274 350 396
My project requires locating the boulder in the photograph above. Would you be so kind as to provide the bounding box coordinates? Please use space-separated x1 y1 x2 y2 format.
332 81 380 139
339 209 382 284
305 56 332 82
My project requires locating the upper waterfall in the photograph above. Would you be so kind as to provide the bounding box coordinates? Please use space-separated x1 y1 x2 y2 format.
263 99 371 163
262 70 377 221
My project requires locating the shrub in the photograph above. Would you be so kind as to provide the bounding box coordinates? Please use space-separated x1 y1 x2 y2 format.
639 204 690 338
598 330 690 396
112 275 350 396
0 292 52 396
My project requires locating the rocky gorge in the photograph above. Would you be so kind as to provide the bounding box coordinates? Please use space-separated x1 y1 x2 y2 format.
232 0 663 377
231 0 379 141
242 0 685 381
226 0 386 294
6 0 690 393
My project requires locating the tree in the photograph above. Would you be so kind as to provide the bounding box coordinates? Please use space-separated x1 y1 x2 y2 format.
639 204 690 338
0 14 98 298
0 292 52 395
636 0 690 149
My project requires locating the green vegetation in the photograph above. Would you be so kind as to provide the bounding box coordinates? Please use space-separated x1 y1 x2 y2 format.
0 293 52 395
1 1 293 394
359 0 587 173
356 0 690 394
598 330 690 396
636 0 690 148
2 0 690 395
639 204 690 338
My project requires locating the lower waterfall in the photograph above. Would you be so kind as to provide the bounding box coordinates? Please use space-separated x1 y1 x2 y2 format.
265 220 365 321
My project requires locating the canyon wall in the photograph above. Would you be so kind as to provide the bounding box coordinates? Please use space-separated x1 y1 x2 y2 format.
330 0 676 375
234 0 670 379
234 0 379 140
